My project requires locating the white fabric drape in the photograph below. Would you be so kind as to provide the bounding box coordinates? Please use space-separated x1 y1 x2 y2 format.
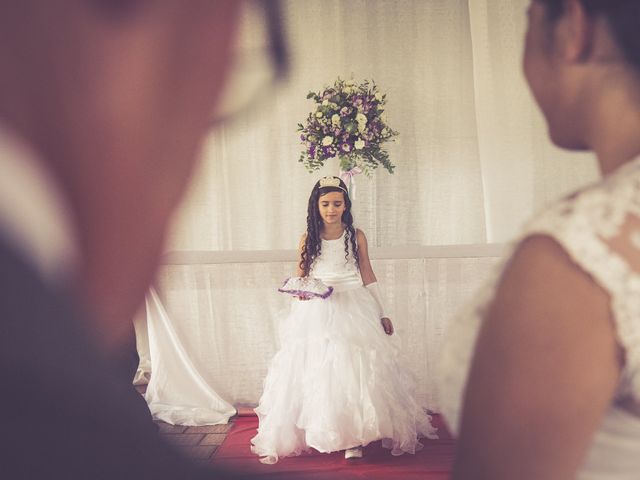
144 288 236 425
140 0 600 425
132 304 151 386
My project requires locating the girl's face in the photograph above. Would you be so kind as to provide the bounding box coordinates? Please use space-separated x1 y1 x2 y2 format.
318 191 346 226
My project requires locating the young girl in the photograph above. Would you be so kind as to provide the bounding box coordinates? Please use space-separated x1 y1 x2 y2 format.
251 176 437 464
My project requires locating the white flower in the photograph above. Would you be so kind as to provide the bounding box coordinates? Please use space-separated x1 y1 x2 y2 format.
354 139 365 150
322 99 329 106
374 92 383 101
344 86 355 94
331 114 341 126
316 111 323 118
322 136 334 146
345 79 356 86
380 112 387 123
356 113 367 132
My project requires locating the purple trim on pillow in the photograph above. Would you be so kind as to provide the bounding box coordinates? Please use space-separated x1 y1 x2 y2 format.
278 285 334 299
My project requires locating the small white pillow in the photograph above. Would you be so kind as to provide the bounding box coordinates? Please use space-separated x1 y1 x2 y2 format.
278 276 333 299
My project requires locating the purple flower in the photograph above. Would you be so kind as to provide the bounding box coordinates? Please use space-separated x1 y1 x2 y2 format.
341 143 351 152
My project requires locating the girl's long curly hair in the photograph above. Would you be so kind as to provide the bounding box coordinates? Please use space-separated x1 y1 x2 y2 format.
299 177 359 277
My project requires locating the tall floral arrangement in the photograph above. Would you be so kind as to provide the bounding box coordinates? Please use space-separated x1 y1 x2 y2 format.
297 78 398 176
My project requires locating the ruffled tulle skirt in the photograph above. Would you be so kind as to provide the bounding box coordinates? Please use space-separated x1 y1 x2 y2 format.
250 285 438 464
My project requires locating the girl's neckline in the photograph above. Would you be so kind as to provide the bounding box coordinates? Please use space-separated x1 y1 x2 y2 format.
321 229 345 242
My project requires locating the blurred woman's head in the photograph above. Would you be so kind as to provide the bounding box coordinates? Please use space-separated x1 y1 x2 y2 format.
523 0 640 150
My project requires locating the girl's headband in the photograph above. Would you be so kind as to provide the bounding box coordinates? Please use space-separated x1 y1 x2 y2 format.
318 176 348 194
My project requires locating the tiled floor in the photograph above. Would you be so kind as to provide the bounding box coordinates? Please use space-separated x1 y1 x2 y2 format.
135 384 234 464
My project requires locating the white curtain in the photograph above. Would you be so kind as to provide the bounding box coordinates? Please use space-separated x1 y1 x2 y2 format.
140 0 600 425
144 289 236 425
467 1 598 241
167 0 598 251
132 304 151 386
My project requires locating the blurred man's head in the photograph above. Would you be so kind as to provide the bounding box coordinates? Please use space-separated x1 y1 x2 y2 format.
0 0 242 347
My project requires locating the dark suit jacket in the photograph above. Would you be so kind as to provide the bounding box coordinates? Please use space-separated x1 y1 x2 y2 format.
0 237 236 479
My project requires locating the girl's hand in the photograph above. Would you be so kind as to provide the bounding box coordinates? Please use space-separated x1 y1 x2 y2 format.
381 317 394 335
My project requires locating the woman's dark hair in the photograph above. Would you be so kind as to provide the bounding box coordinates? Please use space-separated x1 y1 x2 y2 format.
299 177 359 276
536 0 640 69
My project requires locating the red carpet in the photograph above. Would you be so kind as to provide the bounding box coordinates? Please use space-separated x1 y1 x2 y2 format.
212 412 454 479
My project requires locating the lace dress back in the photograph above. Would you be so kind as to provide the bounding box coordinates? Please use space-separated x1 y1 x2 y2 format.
437 156 640 479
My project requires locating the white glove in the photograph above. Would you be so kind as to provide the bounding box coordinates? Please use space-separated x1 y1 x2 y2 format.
365 282 388 318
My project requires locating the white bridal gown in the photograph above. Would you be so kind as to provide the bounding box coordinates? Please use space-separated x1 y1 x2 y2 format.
438 156 640 479
251 231 437 464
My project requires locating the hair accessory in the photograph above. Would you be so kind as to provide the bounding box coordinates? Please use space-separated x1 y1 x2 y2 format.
319 176 348 193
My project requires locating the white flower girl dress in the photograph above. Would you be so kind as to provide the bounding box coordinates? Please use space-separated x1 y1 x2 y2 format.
251 231 437 464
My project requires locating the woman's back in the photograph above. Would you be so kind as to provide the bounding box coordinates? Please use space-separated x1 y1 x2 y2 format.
438 155 640 478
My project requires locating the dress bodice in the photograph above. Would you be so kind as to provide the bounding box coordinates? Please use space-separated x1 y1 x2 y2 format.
309 230 362 291
437 156 640 479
